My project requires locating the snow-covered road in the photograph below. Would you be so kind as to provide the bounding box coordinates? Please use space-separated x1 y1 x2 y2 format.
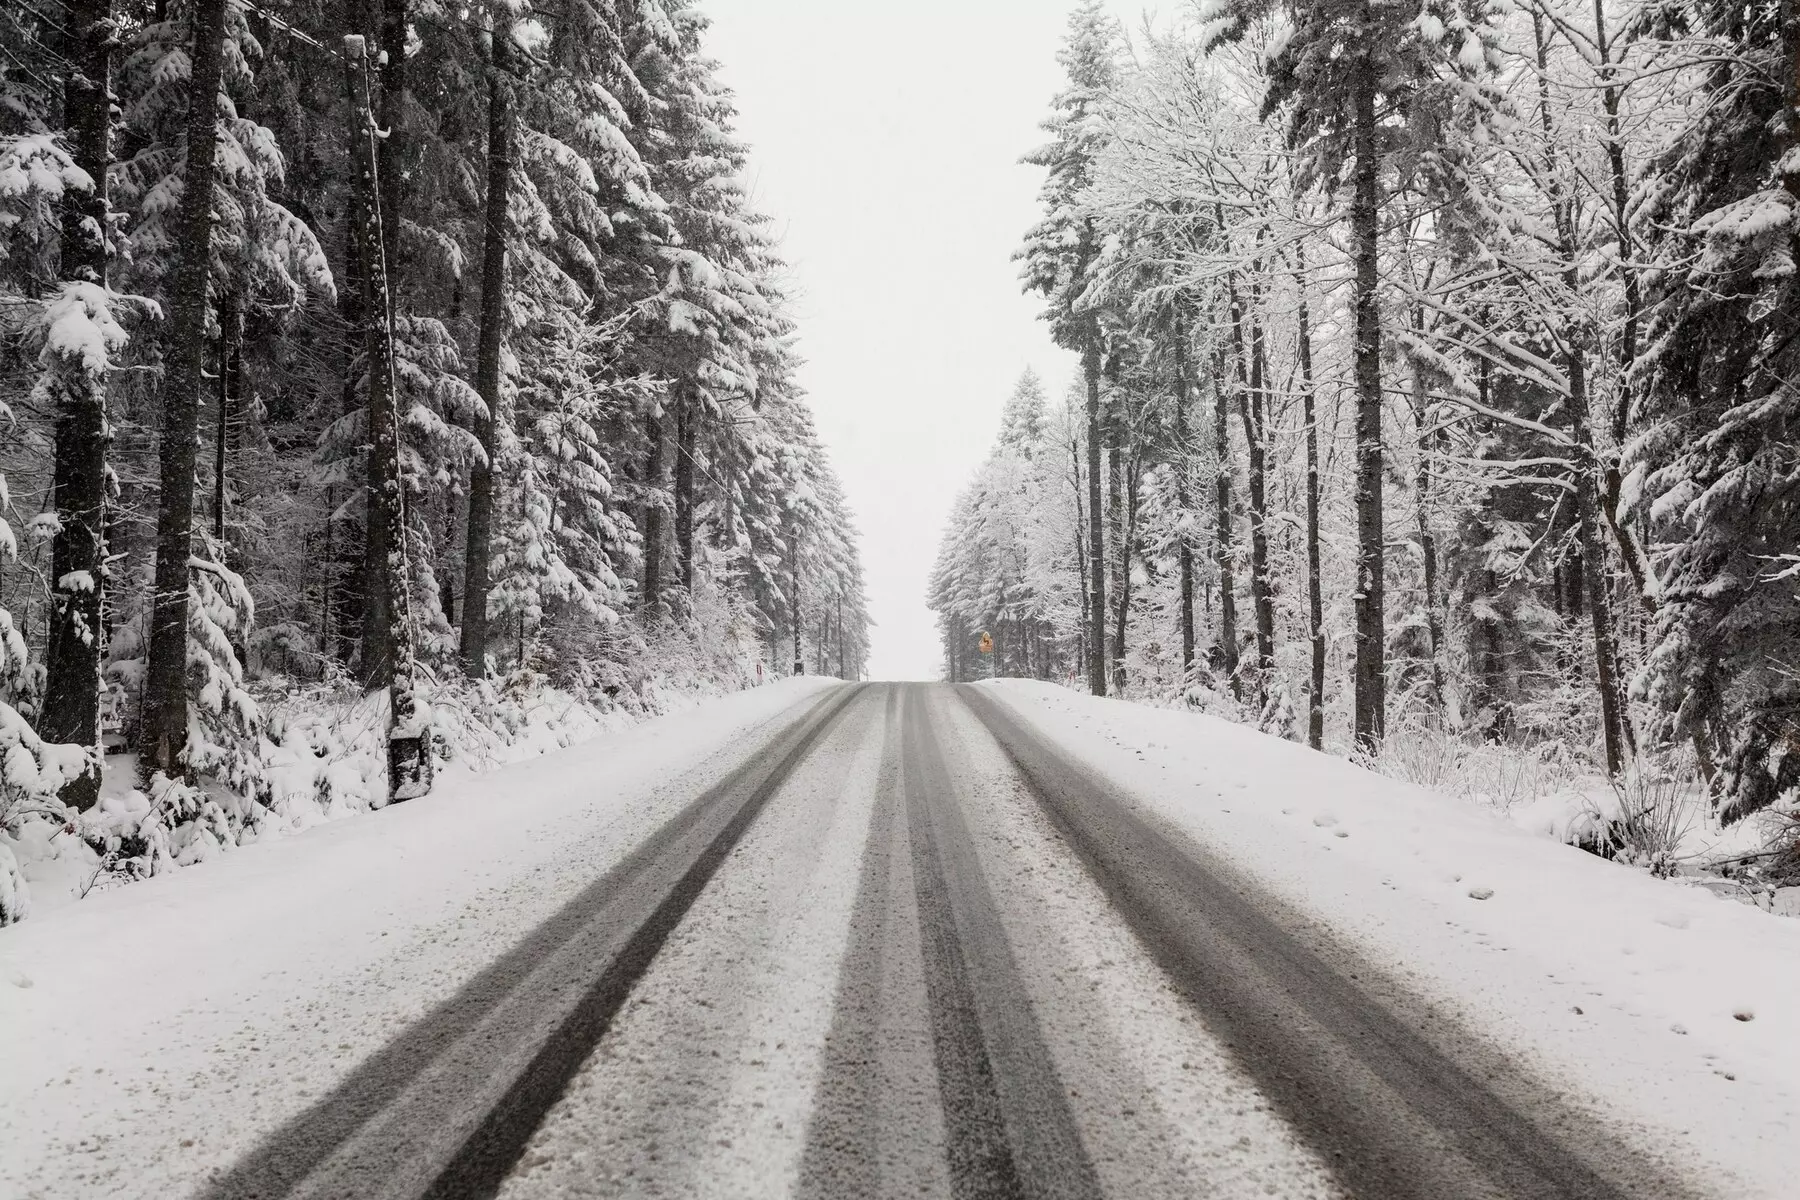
4 680 1794 1198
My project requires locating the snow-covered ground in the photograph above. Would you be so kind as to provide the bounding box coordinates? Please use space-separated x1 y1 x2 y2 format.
6 676 1794 1197
0 678 836 1199
978 679 1800 1197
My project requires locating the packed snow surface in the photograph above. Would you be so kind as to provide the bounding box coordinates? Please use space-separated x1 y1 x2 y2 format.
0 678 836 1199
977 679 1800 1197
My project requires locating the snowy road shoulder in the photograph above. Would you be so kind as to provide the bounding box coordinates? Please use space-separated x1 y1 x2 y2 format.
0 678 838 1200
975 679 1800 1199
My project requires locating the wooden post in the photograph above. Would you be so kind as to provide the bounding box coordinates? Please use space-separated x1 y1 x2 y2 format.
344 34 431 802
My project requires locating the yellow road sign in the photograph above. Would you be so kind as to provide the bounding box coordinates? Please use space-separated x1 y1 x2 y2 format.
978 631 994 654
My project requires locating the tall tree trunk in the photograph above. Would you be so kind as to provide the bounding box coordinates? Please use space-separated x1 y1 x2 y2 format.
332 209 364 668
1082 336 1107 695
344 34 431 801
1070 432 1089 683
458 20 511 673
1410 318 1444 707
1569 349 1632 776
1108 403 1127 695
212 294 239 546
1471 353 1506 729
1233 276 1275 676
42 0 115 809
675 386 696 594
1774 0 1800 788
139 0 229 780
642 407 665 615
1785 0 1800 204
1473 565 1503 731
1213 341 1240 697
718 433 736 558
1173 320 1196 672
1118 446 1143 694
788 512 802 676
1532 10 1633 776
441 488 456 627
1296 246 1326 750
1350 60 1387 753
1592 0 1655 607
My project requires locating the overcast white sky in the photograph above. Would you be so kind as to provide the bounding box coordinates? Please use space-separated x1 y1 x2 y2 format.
706 2 1146 680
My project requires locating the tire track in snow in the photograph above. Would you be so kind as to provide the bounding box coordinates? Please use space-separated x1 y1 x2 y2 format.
902 684 1103 1200
958 683 1674 1200
927 689 1340 1200
798 684 1102 1199
796 686 954 1199
200 682 865 1200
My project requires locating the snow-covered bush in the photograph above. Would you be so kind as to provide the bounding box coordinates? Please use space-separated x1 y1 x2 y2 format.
1598 771 1698 878
0 840 25 925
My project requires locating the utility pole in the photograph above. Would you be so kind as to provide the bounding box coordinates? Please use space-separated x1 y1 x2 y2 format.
344 34 431 802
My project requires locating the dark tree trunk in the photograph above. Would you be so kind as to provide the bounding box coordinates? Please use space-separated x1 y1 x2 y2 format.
1117 444 1143 695
788 514 802 676
1592 0 1655 607
1108 413 1126 695
1411 325 1444 707
1350 61 1387 753
1213 341 1240 697
42 0 115 809
332 209 365 668
1473 565 1504 731
1173 325 1196 671
1070 432 1090 684
459 21 511 674
140 0 229 780
641 407 665 616
1233 276 1274 675
1296 247 1326 750
675 386 696 594
1082 337 1106 695
715 433 736 567
1784 0 1800 203
1471 356 1505 728
212 294 239 546
1568 349 1633 776
1565 538 1585 617
1529 11 1632 775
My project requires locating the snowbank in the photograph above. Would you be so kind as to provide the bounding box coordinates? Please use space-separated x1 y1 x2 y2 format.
979 679 1800 1197
0 677 836 1199
2 662 778 924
